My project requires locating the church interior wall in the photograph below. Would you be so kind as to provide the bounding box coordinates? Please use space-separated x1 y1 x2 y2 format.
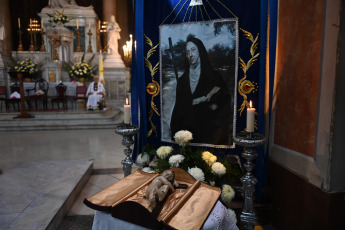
269 0 345 229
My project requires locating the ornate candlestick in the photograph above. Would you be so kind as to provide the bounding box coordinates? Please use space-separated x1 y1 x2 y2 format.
17 29 24 51
87 29 92 52
76 29 82 52
115 123 140 177
29 29 35 52
40 29 46 52
233 132 266 230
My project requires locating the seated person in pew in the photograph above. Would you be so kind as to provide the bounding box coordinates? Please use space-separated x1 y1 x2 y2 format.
86 75 105 110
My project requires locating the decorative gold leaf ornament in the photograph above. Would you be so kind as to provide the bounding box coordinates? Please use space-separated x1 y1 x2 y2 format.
238 28 259 117
144 34 160 137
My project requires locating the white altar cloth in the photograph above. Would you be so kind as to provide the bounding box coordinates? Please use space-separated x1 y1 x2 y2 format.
23 82 77 97
92 201 238 230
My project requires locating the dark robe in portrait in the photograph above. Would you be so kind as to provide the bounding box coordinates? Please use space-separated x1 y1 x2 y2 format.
170 60 232 145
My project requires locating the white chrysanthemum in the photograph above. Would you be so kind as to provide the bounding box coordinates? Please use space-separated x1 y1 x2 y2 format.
174 130 193 146
136 153 150 166
168 154 185 167
211 162 226 176
221 184 235 203
202 151 217 166
142 167 155 173
227 209 237 224
188 167 205 182
156 146 173 159
149 158 159 168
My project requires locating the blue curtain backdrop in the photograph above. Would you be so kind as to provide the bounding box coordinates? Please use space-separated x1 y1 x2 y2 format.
131 0 276 201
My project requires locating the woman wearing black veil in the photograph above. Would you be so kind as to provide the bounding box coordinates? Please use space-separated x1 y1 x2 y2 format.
170 35 232 145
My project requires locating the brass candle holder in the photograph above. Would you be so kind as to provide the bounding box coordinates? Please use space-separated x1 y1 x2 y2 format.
29 29 35 52
76 29 82 52
17 29 24 51
40 29 46 52
87 29 92 52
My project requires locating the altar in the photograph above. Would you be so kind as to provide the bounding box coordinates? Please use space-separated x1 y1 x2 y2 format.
0 0 130 111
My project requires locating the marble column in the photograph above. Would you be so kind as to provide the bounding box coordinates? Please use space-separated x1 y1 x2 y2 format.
0 0 12 90
102 0 117 22
0 0 12 56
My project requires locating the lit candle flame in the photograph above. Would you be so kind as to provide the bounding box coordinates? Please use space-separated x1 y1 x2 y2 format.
250 100 252 108
126 97 129 105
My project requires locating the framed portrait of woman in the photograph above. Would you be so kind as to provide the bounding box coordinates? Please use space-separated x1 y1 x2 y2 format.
159 19 239 148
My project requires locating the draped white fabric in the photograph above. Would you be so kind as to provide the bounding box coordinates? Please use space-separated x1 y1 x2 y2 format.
92 201 238 230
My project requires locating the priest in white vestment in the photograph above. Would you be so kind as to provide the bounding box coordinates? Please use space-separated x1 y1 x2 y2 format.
86 75 105 110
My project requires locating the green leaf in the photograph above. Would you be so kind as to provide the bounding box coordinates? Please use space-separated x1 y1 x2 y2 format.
88 54 95 65
81 53 85 63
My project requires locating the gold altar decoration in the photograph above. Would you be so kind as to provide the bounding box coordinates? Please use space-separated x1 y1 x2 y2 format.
17 18 24 51
49 31 61 61
28 19 41 52
40 20 46 52
87 29 93 52
76 28 82 52
40 29 46 52
144 35 160 137
238 28 260 118
99 21 108 52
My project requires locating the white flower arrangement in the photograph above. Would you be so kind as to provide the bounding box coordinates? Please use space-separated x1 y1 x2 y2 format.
69 62 93 78
156 146 173 159
49 10 69 24
221 184 235 204
64 54 95 80
227 208 237 224
202 151 217 166
13 59 39 74
211 162 226 176
174 130 193 146
188 167 205 182
142 167 155 173
136 153 150 166
168 154 185 167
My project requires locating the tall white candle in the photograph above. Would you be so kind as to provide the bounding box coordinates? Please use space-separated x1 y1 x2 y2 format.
89 21 91 30
246 100 255 132
18 18 21 28
124 97 131 124
76 19 79 29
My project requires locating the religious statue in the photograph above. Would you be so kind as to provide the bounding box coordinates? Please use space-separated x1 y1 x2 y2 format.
145 170 179 209
107 15 121 57
48 0 91 9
